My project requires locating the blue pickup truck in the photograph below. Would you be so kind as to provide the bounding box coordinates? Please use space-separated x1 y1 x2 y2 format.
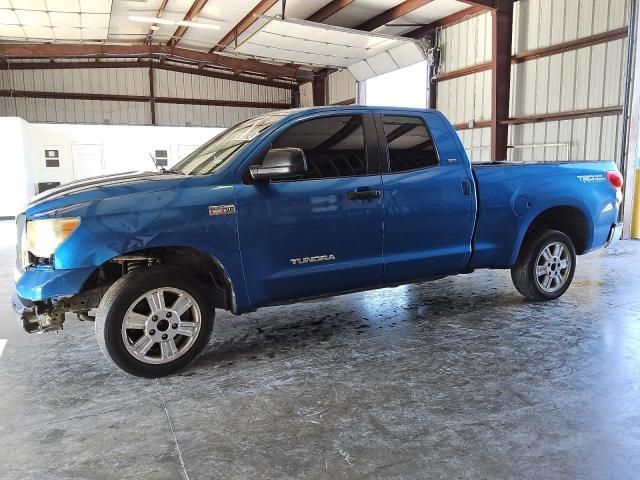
12 106 623 377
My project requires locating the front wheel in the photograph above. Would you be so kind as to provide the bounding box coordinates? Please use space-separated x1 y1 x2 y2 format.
511 229 576 301
95 266 214 377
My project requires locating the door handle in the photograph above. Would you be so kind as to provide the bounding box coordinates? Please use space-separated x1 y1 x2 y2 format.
348 189 381 201
461 179 471 196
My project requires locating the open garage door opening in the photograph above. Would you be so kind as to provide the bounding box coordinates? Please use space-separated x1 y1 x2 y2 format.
361 61 429 109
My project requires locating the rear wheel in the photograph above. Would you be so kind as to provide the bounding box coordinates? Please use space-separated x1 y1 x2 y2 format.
95 266 214 377
511 229 576 301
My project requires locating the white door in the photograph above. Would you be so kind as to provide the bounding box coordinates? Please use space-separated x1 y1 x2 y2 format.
71 144 104 180
177 145 200 165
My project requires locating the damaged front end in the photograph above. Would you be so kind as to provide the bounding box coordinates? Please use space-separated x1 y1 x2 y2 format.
12 287 104 334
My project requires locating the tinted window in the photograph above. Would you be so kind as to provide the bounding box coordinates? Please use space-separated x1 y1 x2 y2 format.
383 115 438 172
270 115 367 180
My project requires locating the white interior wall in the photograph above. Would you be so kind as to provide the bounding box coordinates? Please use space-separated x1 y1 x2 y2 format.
0 117 34 217
0 118 221 216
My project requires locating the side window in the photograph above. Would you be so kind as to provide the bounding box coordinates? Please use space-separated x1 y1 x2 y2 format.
382 115 439 172
270 115 367 180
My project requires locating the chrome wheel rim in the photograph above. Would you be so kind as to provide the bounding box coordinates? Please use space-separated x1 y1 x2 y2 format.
121 287 201 365
535 241 571 294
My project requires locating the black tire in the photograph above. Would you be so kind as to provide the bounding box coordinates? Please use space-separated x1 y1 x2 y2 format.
511 229 576 301
95 266 214 377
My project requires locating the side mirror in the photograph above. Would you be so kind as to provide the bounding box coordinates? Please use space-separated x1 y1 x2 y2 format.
250 147 307 182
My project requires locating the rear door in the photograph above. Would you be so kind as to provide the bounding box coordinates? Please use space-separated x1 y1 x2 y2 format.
234 112 384 307
378 112 475 283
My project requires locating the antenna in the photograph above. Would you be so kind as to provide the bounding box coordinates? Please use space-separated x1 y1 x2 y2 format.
148 152 161 172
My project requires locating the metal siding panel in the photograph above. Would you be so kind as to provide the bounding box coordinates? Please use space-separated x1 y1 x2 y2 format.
547 54 562 113
537 0 553 49
572 118 587 160
605 39 623 107
520 61 537 116
436 79 448 116
532 123 547 162
544 121 560 161
560 50 577 111
12 97 25 120
609 0 628 30
574 47 591 110
550 0 566 45
588 43 606 109
465 16 476 67
473 71 484 121
592 0 610 35
156 69 167 97
108 69 118 95
13 70 25 91
564 0 580 42
585 116 602 160
535 56 550 114
615 115 623 166
454 77 464 124
25 98 36 121
482 70 491 120
618 42 628 106
525 0 541 51
578 0 595 38
463 74 474 123
600 115 618 161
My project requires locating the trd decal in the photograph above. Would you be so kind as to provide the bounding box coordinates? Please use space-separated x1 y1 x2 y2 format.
577 175 605 184
208 205 236 216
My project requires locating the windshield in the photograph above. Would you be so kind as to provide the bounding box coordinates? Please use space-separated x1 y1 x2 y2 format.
173 114 286 175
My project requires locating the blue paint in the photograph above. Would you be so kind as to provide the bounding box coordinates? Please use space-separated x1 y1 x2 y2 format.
14 106 621 313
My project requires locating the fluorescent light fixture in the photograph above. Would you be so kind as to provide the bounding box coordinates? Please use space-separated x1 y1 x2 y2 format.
176 20 220 30
128 15 175 25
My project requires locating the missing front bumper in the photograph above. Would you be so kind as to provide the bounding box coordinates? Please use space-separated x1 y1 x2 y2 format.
11 293 64 334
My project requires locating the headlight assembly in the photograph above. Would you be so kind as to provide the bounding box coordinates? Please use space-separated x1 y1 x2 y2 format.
26 217 80 259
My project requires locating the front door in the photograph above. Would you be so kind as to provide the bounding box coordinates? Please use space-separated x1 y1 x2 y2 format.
71 144 104 180
379 112 475 283
235 112 383 307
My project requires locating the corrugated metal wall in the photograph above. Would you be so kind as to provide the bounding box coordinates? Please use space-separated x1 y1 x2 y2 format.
298 70 357 107
328 70 357 105
299 81 313 107
0 62 292 127
436 0 630 163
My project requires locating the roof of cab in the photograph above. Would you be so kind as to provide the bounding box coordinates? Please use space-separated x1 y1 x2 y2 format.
269 105 440 117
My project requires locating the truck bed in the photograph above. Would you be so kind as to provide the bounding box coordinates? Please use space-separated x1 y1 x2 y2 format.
469 161 620 269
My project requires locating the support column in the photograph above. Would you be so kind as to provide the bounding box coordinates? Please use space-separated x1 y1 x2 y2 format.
622 0 639 238
149 64 157 126
490 1 513 161
428 30 438 110
291 85 301 108
312 71 327 106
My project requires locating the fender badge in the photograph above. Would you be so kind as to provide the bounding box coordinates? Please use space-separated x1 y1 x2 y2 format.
208 205 236 216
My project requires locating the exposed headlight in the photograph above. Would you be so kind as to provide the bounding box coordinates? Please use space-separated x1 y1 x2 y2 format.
26 217 80 259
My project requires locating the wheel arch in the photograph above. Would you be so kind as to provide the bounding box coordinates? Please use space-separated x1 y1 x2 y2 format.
512 205 592 265
79 246 238 313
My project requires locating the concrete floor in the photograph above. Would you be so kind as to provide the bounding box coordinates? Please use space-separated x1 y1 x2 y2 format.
1 221 639 479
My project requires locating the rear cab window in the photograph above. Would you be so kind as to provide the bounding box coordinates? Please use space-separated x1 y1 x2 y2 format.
381 115 439 173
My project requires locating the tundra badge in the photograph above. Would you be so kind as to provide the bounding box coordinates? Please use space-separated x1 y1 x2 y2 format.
290 254 336 265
